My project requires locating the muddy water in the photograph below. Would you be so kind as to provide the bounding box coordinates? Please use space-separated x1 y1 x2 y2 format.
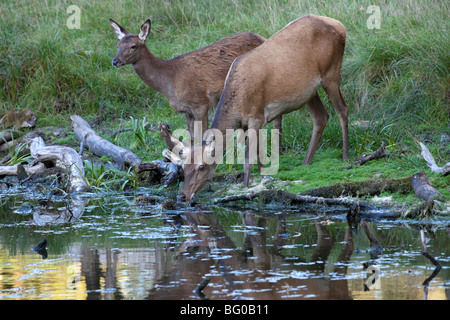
0 187 449 300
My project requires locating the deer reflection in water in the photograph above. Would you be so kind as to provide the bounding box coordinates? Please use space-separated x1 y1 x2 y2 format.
146 210 360 300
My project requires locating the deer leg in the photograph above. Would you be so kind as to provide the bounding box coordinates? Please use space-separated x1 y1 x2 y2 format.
256 132 264 174
272 116 283 150
244 135 255 187
185 113 195 145
322 82 349 161
244 120 262 187
303 93 329 165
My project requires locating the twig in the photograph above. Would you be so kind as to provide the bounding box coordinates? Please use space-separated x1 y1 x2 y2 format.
344 142 386 170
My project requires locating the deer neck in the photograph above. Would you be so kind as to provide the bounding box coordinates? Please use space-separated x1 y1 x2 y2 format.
207 104 237 157
132 48 174 99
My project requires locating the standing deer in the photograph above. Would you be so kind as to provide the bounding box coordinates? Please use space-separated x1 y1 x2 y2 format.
109 18 282 140
164 15 349 202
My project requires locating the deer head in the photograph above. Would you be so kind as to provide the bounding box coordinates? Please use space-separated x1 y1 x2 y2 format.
161 126 219 202
179 146 218 202
109 18 151 67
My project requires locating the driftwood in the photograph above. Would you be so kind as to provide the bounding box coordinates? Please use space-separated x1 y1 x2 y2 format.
71 115 142 169
344 142 387 170
0 132 45 167
30 137 88 193
72 115 182 186
411 171 442 201
0 162 46 177
418 141 449 176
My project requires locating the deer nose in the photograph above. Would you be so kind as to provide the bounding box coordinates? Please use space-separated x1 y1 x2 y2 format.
112 59 120 67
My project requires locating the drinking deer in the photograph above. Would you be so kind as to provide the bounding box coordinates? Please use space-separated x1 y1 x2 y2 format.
164 15 349 202
109 18 282 140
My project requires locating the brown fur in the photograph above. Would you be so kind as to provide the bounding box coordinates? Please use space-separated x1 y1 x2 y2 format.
177 15 350 201
109 19 271 137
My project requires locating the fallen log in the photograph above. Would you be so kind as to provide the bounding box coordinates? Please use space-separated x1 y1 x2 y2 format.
300 177 412 198
71 115 142 169
411 171 442 201
30 137 88 193
344 142 387 170
214 189 400 219
215 189 371 209
72 115 182 187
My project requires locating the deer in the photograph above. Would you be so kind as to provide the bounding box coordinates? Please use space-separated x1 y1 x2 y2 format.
163 14 350 202
109 18 283 142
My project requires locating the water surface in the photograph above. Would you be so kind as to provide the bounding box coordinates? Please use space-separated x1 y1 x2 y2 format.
0 187 448 300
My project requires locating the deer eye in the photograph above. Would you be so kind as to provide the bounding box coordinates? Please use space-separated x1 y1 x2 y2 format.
198 165 205 171
130 45 136 49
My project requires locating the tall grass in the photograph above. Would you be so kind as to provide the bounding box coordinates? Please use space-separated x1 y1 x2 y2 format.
0 0 448 155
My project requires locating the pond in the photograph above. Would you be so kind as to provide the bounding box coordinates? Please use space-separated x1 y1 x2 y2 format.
0 186 449 300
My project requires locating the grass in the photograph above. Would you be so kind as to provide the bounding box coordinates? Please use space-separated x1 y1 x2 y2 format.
0 0 449 202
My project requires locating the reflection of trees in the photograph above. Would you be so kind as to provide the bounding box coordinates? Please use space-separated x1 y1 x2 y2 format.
81 246 102 300
80 246 123 300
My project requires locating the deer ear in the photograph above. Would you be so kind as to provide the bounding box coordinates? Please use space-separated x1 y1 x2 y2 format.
139 19 151 42
109 18 129 40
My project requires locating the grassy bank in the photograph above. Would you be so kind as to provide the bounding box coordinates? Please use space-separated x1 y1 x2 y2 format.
0 0 449 202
